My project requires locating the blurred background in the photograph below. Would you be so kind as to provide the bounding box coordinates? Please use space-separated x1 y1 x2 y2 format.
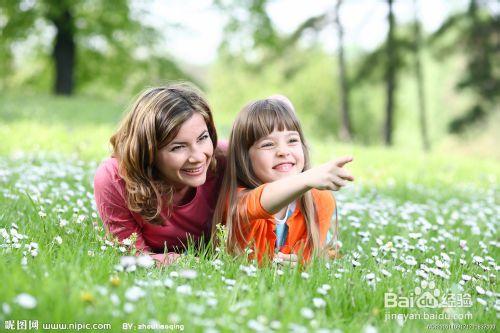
0 0 498 163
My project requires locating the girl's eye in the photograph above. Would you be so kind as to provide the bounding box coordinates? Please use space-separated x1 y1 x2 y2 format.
289 138 300 144
261 142 274 148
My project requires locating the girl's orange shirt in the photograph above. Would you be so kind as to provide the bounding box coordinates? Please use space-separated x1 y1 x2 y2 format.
234 184 335 264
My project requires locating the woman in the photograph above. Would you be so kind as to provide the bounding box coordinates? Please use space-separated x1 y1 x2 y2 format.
94 83 226 265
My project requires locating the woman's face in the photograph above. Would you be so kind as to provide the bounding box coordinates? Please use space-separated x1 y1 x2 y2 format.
156 113 214 190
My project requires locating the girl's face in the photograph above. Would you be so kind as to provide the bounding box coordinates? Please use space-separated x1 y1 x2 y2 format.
249 128 305 183
156 113 214 190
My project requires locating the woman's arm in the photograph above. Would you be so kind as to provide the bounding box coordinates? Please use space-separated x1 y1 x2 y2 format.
93 162 180 266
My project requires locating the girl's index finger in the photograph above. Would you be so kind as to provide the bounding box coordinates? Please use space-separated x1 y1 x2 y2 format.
338 168 355 181
335 156 354 168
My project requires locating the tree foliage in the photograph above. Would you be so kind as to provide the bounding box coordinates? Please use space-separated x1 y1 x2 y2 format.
0 0 190 96
430 0 499 133
215 0 329 70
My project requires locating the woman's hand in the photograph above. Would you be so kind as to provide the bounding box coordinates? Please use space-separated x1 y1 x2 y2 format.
303 156 354 191
153 252 183 267
273 252 298 267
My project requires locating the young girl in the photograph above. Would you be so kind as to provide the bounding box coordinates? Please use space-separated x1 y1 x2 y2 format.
213 97 353 265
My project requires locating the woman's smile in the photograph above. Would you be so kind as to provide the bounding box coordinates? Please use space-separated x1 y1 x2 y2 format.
180 163 206 176
157 113 214 189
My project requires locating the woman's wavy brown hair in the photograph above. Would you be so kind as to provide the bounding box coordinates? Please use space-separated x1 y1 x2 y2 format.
110 83 218 225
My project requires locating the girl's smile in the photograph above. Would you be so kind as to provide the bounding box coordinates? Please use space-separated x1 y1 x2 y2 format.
249 129 305 183
273 161 295 172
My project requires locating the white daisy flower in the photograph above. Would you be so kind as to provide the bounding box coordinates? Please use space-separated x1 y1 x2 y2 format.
462 274 472 281
120 256 136 268
441 253 451 262
300 307 314 319
206 298 218 307
125 286 146 302
435 260 445 268
122 238 132 246
473 256 484 264
405 257 417 266
110 293 120 306
136 255 154 268
124 302 135 313
54 236 63 245
163 278 174 288
14 293 37 309
313 298 326 308
270 321 281 330
363 324 378 333
247 319 266 332
476 298 487 306
176 285 192 295
179 269 198 279
2 303 11 315
381 269 392 277
223 278 236 286
476 286 485 295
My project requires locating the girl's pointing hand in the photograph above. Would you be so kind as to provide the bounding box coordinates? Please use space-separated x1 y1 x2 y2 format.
304 156 354 191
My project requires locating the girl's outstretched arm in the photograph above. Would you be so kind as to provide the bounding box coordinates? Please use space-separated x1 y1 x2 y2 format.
260 156 354 214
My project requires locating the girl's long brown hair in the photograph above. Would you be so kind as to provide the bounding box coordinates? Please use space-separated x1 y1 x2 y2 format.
110 83 217 225
212 98 325 258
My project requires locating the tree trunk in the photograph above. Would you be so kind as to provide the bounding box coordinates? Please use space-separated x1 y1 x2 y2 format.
384 0 396 146
413 0 430 151
51 8 75 95
335 0 352 141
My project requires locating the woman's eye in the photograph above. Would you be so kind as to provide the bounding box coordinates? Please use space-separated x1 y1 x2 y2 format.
171 146 183 152
199 134 210 141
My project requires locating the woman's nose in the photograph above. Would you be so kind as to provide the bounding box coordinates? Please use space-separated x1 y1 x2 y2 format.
188 146 205 163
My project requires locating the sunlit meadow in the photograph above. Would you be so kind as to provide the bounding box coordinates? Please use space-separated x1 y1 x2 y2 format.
0 94 498 332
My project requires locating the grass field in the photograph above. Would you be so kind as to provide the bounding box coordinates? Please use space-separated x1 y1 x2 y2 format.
0 93 498 332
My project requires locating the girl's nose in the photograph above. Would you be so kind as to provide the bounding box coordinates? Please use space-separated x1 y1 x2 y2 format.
276 144 291 157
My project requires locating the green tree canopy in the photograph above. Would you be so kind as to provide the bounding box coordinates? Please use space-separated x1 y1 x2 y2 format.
0 0 191 96
430 0 499 133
